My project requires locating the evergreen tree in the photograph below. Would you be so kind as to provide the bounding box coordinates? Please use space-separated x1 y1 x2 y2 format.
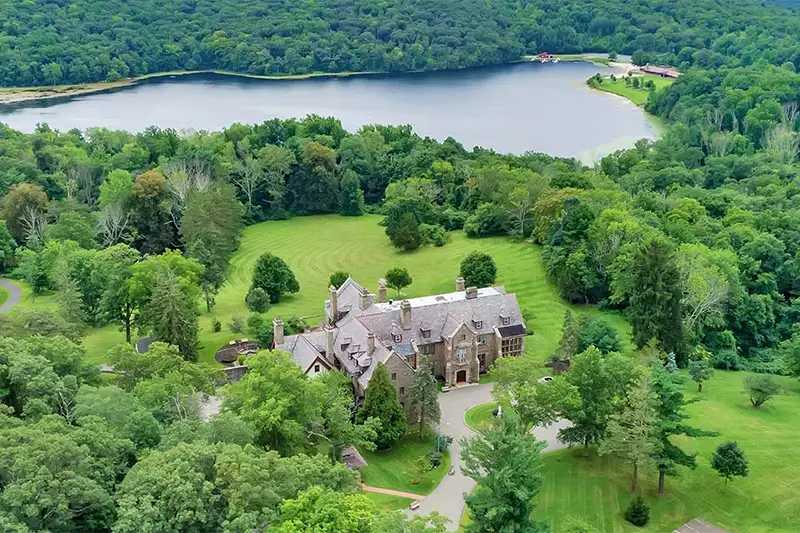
407 357 441 437
624 496 650 527
390 212 422 251
339 170 365 216
461 411 550 533
599 377 661 493
630 237 684 362
711 441 748 488
146 268 199 361
356 363 407 449
555 310 580 360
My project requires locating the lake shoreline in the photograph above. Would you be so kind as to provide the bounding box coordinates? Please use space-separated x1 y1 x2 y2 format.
0 54 622 106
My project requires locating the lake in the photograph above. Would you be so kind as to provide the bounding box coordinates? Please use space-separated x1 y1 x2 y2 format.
0 61 660 161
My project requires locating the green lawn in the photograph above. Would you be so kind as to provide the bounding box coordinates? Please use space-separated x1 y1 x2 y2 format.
593 74 674 106
361 432 450 495
362 492 415 511
0 286 8 308
464 403 497 433
534 370 800 532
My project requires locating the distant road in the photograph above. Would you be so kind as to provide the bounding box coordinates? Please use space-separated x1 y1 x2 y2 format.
0 279 21 314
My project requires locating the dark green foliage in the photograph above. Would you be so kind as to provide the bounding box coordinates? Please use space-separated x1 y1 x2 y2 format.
0 221 16 274
577 315 622 355
46 211 97 249
356 363 407 449
459 251 497 288
339 170 365 216
624 496 650 526
329 271 349 289
251 253 299 303
711 441 749 487
145 268 199 361
390 212 422 251
245 287 271 313
743 375 781 408
385 267 412 296
554 310 580 360
629 237 684 362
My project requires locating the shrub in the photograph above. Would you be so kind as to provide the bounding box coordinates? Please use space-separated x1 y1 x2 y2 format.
744 374 781 408
463 202 509 237
419 223 449 247
229 315 245 334
212 318 222 332
428 451 443 468
624 496 649 527
245 287 271 313
440 208 467 230
576 316 622 355
437 434 454 452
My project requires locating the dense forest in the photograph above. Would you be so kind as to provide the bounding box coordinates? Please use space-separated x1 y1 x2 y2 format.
0 0 798 87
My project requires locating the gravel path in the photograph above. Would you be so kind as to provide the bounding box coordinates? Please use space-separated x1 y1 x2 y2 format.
362 484 424 500
0 279 21 314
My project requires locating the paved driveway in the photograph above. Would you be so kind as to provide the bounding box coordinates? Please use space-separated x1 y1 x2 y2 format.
408 383 570 530
0 279 21 314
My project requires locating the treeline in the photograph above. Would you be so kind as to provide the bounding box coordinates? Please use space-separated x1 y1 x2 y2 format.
1 0 799 87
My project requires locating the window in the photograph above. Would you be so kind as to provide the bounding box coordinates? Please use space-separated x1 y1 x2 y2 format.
422 329 431 339
394 334 402 343
501 316 510 325
391 372 397 381
460 334 466 341
477 334 486 345
399 387 405 395
474 320 482 329
420 343 436 355
501 337 523 356
314 364 320 373
456 347 468 364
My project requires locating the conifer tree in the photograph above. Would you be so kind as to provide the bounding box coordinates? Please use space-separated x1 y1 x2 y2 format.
555 310 579 360
407 357 441 437
356 363 407 449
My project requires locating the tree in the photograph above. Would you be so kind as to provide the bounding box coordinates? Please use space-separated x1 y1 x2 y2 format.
630 237 684 362
577 315 622 355
0 182 48 242
744 375 781 408
407 357 441 437
245 287 271 313
94 244 140 343
251 253 300 303
329 270 349 289
46 211 97 249
339 169 365 216
0 221 16 274
599 378 661 493
711 441 748 487
459 251 497 288
461 411 549 533
688 347 714 392
130 170 176 254
624 496 650 527
385 267 412 296
554 310 580 360
391 212 423 251
144 268 199 360
356 363 407 449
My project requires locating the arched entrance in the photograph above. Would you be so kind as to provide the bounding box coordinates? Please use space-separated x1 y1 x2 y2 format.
456 370 467 384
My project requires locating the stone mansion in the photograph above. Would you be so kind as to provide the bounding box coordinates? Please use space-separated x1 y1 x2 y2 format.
273 277 526 403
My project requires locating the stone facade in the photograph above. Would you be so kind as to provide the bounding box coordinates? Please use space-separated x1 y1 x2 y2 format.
274 277 527 400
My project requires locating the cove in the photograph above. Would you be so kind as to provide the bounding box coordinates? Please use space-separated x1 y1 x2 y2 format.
0 61 660 161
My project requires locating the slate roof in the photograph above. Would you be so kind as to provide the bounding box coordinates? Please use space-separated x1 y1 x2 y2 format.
135 336 156 354
342 446 368 469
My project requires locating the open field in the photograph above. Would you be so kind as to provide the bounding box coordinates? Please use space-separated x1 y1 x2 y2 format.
361 432 450 495
534 370 800 532
592 73 674 106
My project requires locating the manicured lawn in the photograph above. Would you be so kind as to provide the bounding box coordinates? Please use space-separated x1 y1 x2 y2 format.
593 74 674 106
363 492 415 511
464 403 497 433
8 214 632 367
534 370 800 532
0 286 7 308
361 432 450 495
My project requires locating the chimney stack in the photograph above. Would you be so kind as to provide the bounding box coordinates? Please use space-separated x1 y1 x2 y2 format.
378 279 387 303
325 324 335 364
465 286 478 299
400 300 412 330
359 286 372 310
329 285 338 322
367 331 376 353
456 277 465 291
273 317 284 345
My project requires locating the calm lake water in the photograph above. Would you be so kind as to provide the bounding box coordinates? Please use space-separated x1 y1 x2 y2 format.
0 61 659 160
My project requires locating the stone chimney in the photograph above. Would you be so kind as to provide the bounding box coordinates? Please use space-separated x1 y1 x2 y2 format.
359 286 372 310
465 286 478 299
378 279 387 303
400 300 412 330
325 325 335 364
329 285 338 321
456 277 465 291
273 317 284 345
367 331 376 353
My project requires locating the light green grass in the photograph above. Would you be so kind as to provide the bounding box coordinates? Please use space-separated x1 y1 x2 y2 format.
464 403 497 433
361 432 450 495
592 74 674 106
534 370 800 532
363 492 415 511
0 286 7 308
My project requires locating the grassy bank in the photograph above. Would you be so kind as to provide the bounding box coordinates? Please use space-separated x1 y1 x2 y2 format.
464 403 497 433
590 74 674 106
361 432 450 495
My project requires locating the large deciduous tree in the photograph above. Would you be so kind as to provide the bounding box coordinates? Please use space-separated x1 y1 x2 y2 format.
459 251 497 288
0 182 48 243
251 253 300 303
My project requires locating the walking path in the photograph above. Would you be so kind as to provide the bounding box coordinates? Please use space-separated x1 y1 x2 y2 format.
361 484 424 500
407 382 570 530
0 279 21 314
